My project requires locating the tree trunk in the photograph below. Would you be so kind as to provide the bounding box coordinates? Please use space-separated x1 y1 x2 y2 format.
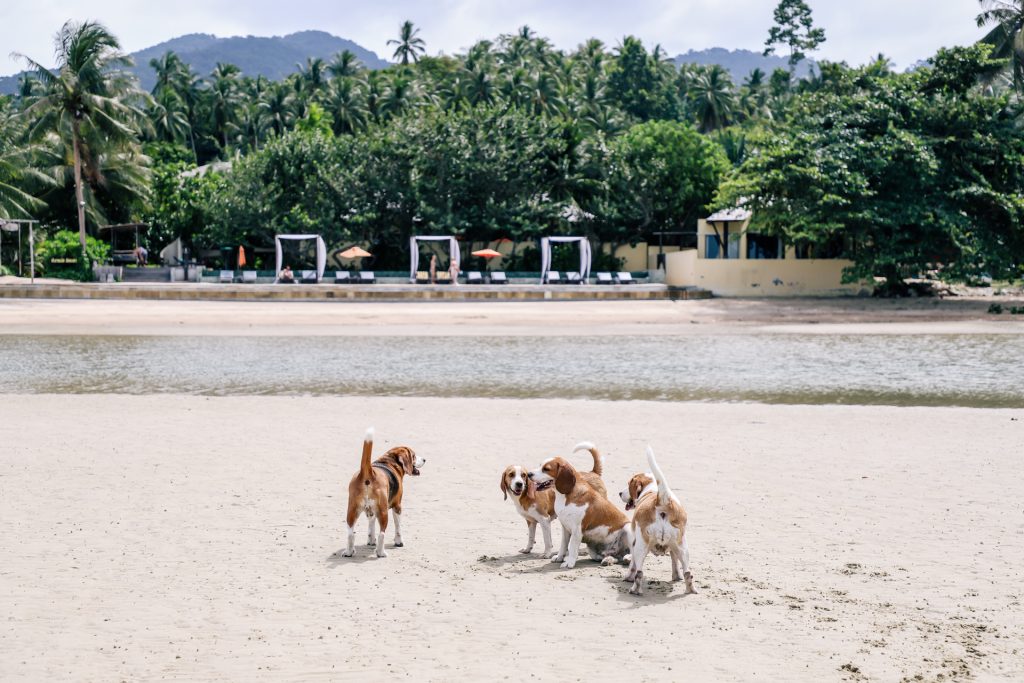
72 119 87 254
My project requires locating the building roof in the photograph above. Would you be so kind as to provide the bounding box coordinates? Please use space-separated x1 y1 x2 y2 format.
706 208 752 222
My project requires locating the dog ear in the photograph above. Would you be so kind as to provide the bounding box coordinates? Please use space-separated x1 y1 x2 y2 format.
500 471 509 500
555 464 576 495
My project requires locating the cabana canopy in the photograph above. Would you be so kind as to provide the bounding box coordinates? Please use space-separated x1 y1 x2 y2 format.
275 234 326 282
409 235 461 281
540 236 591 284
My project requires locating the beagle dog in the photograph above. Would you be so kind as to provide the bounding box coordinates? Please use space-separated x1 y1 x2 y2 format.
619 446 695 596
341 428 425 558
529 456 631 569
500 465 556 555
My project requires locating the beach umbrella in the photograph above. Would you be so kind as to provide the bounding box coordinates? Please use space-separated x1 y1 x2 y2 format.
339 246 372 259
471 248 502 259
237 246 247 269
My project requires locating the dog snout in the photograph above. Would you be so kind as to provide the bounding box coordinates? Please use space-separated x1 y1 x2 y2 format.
527 471 535 480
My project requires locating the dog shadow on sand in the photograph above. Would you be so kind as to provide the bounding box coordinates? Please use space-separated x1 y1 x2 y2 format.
605 575 697 606
326 546 405 565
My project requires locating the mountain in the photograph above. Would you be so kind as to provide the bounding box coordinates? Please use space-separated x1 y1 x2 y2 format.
673 48 816 82
0 30 389 95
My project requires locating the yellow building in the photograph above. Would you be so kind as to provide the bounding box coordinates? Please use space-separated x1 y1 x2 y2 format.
664 209 868 297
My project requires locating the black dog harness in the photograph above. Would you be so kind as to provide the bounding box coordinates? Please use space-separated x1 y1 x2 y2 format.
372 462 399 502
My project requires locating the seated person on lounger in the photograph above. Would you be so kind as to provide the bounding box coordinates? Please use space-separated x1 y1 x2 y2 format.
279 265 295 283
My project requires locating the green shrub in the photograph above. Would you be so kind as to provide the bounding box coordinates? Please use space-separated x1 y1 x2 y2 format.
35 230 110 281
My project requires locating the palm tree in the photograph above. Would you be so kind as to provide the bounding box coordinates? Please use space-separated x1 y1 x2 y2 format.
16 20 147 252
388 20 426 66
689 65 736 133
328 50 363 79
977 1 1024 91
0 102 51 218
326 77 368 134
297 57 327 100
259 82 295 137
207 63 241 152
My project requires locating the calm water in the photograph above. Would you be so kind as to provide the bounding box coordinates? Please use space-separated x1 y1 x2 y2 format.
0 334 1020 407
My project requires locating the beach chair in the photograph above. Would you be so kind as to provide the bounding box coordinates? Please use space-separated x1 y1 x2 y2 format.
565 271 582 284
615 271 635 284
489 271 508 284
334 271 352 284
545 271 563 284
415 270 430 284
358 271 376 284
596 272 614 285
300 270 318 283
466 271 484 284
241 270 257 284
218 270 234 283
436 271 452 284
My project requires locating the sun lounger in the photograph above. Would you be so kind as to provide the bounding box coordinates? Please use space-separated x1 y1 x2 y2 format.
565 271 582 284
415 270 430 284
489 271 508 284
466 271 484 284
300 270 318 283
545 271 563 284
334 271 352 284
615 271 635 284
218 270 234 283
358 271 376 284
241 270 257 284
596 272 614 285
436 271 452 284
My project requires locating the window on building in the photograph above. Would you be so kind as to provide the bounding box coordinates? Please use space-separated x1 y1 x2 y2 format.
705 235 721 259
747 233 782 259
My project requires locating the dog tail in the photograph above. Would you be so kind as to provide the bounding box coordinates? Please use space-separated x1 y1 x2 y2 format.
646 446 671 506
572 441 603 477
360 428 374 486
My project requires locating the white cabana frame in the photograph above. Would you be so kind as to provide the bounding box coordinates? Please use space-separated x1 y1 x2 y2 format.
540 236 591 284
409 235 461 282
275 234 327 282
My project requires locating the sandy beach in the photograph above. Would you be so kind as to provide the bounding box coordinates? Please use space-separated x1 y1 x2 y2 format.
2 296 1024 336
1 394 1022 681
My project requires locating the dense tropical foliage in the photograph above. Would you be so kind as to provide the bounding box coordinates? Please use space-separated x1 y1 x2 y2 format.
1 6 1023 285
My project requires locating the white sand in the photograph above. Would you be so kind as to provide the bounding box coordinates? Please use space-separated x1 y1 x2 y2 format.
1 395 1022 681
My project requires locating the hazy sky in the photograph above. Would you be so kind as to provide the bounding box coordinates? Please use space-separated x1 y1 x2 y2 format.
1 0 988 77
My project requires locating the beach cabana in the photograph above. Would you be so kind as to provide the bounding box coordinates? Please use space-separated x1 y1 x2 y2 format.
274 234 326 283
0 218 37 283
540 236 591 285
409 235 461 282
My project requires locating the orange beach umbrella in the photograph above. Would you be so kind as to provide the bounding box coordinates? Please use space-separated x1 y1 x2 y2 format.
237 246 247 268
471 248 502 259
339 246 372 259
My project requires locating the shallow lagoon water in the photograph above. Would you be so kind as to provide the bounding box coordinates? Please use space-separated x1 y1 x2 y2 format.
0 334 1020 408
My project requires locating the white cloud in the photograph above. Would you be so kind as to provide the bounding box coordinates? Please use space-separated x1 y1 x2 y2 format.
1 0 989 78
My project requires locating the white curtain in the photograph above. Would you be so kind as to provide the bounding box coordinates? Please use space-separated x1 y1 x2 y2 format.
275 234 327 282
409 236 462 281
540 236 591 284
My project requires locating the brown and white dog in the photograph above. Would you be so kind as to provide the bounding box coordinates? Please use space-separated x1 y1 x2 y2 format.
619 446 695 596
341 428 425 558
500 465 556 555
529 454 631 569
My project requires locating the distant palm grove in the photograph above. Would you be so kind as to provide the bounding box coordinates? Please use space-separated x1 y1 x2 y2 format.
1 0 1023 284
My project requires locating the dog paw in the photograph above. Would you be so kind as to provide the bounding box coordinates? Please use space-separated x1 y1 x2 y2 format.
560 560 576 569
600 556 617 566
375 549 388 558
629 584 644 596
623 573 636 582
340 549 354 558
366 540 376 546
394 541 404 548
550 554 564 563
